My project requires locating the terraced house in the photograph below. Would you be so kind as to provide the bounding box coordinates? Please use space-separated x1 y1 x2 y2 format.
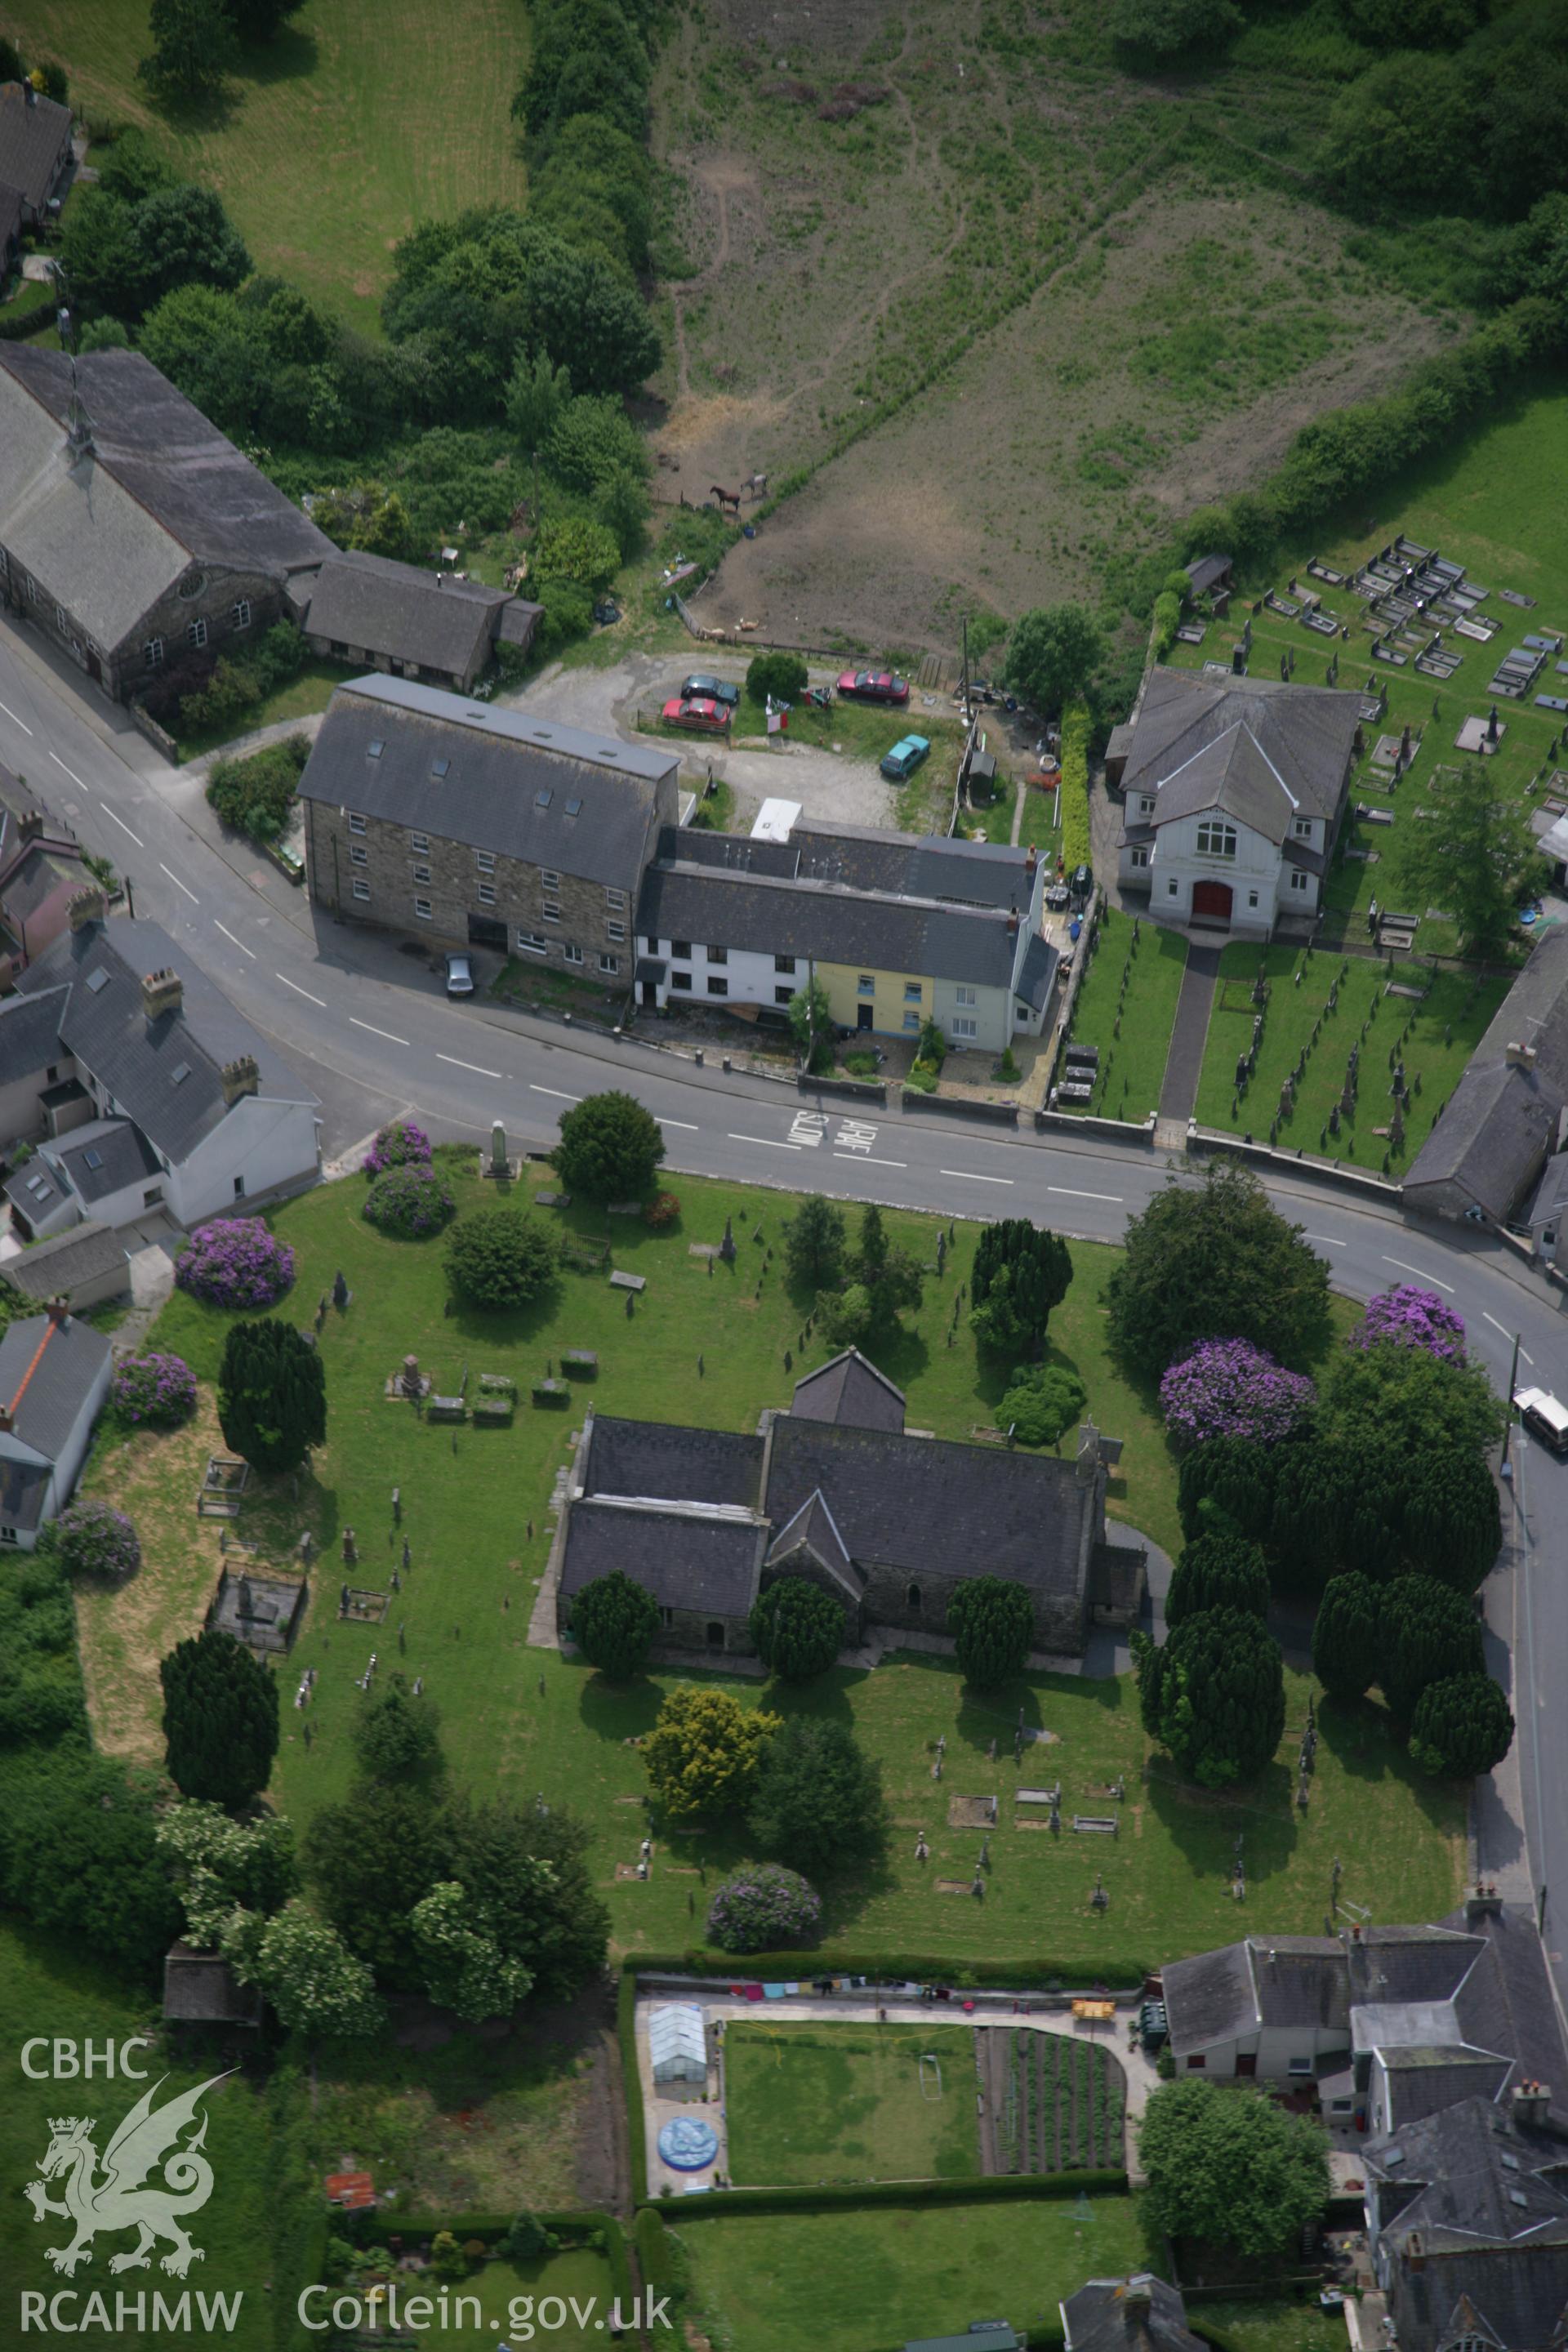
297 676 678 966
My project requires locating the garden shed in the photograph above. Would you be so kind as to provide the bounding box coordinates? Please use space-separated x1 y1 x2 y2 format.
648 2003 707 2087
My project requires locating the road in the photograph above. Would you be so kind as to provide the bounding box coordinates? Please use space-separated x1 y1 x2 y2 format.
3 614 1567 1998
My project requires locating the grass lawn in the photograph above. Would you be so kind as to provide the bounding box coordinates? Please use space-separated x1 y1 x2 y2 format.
1192 944 1510 1171
80 1164 1463 1976
172 658 354 763
1018 782 1061 853
420 2248 619 2348
33 0 529 332
0 1922 279 2348
1065 908 1189 1123
672 2193 1149 2352
1216 2301 1354 2352
724 2022 981 2185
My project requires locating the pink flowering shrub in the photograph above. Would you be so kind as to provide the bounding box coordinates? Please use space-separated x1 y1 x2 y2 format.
1160 1338 1316 1453
1348 1284 1467 1364
176 1220 296 1309
363 1163 456 1238
363 1120 432 1176
47 1498 141 1581
111 1351 198 1430
706 1864 822 1953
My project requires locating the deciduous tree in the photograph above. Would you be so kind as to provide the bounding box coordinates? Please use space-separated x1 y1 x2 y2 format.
410 1879 534 2021
1107 1161 1332 1381
161 1630 280 1810
784 1196 846 1294
352 1678 445 1786
748 1718 885 1871
1109 0 1242 55
1002 603 1104 714
998 1363 1087 1450
223 1899 382 2037
643 1686 780 1821
1398 758 1548 959
1139 2080 1329 2258
156 1799 296 1944
444 1206 559 1310
0 1748 180 1979
552 1089 666 1205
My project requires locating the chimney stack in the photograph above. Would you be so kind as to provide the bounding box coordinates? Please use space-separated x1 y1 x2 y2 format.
1121 2280 1153 2314
19 811 45 846
1007 903 1019 934
220 1055 259 1108
1513 2080 1552 2131
140 968 184 1024
45 1295 69 1327
1464 1882 1503 1923
67 884 107 933
1025 844 1039 874
1506 1040 1538 1071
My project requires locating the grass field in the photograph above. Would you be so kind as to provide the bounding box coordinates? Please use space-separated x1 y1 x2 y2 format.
1064 908 1189 1124
1193 945 1510 1169
434 2248 619 2349
30 0 529 330
77 1161 1464 1975
672 2193 1149 2352
724 2022 980 2185
173 659 352 761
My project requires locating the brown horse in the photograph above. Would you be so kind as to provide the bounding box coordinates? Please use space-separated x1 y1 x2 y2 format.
710 483 742 516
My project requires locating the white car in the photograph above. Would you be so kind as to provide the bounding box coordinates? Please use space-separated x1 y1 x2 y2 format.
1514 1386 1568 1455
444 952 475 997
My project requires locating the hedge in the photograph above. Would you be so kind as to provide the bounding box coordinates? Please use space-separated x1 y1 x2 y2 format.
1059 703 1092 875
619 1966 649 2205
629 1949 1148 1991
0 296 60 341
645 2168 1127 2219
633 2209 686 2350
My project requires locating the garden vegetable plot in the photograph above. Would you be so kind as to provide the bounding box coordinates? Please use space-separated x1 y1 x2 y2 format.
978 2028 1125 2176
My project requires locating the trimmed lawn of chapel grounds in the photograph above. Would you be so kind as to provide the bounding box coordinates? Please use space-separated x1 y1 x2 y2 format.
85 1160 1464 1976
724 2023 982 2185
1062 908 1189 1124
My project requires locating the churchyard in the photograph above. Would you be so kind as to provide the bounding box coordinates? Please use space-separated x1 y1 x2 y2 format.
1061 909 1190 1123
82 1156 1462 1991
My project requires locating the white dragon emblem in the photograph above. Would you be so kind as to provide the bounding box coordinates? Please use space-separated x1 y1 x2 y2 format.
24 2073 230 2278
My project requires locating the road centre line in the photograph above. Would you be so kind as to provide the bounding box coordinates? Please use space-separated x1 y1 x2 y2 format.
531 1084 582 1102
214 920 255 958
0 699 33 735
1049 1185 1122 1203
438 1053 506 1080
159 862 198 904
728 1132 802 1150
940 1168 1013 1185
1305 1234 1348 1248
835 1152 906 1167
277 973 326 1006
1382 1253 1454 1294
350 1015 409 1046
50 751 87 790
1484 1309 1533 1367
98 800 143 847
658 1118 700 1130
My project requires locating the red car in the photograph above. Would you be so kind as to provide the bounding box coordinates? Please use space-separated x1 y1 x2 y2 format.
836 667 910 706
662 695 731 735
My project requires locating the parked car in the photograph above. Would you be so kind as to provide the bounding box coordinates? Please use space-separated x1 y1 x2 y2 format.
662 695 731 735
681 673 741 708
880 733 931 782
1515 1385 1568 1455
837 667 910 706
1068 862 1093 909
444 952 475 997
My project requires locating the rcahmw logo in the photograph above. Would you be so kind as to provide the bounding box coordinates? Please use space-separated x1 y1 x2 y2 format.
20 2040 243 2334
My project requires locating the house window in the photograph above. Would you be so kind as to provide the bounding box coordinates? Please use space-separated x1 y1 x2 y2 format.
1287 2059 1313 2078
187 617 208 651
858 973 875 996
902 1011 920 1031
774 987 795 1006
707 975 728 997
516 931 547 956
952 1017 978 1040
1294 817 1312 839
542 901 562 924
670 969 692 991
1290 868 1310 893
25 577 36 603
350 842 368 866
1130 846 1150 870
955 984 976 1007
1138 796 1154 816
672 939 693 960
1196 821 1237 859
233 1174 247 1198
352 879 371 902
541 869 561 889
412 863 431 884
1186 2056 1205 2070
348 812 367 835
607 921 626 943
1168 879 1178 897
142 1186 163 1209
330 640 350 657
599 952 619 976
144 637 164 669
477 884 497 907
231 599 252 632
414 897 431 920
660 1606 674 1630
475 851 495 875
55 604 69 633
708 946 728 964
605 888 626 911
1247 889 1258 908
563 942 585 965
904 982 923 1001
774 954 797 974
410 830 430 852
706 1621 725 1649
0 1526 14 1545
906 1582 921 1611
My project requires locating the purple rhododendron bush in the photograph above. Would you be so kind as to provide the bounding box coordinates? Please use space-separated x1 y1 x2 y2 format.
176 1220 295 1308
111 1350 198 1428
1348 1284 1467 1363
1160 1337 1316 1452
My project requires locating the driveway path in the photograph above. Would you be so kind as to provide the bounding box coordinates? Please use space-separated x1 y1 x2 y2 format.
1157 942 1222 1121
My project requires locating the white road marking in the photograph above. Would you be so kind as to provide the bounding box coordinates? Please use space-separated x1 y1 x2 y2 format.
98 800 143 847
351 1015 409 1046
1305 1234 1348 1248
278 973 326 1006
1484 1310 1533 1367
50 752 87 789
159 862 198 904
1049 1185 1122 1203
658 1118 700 1131
214 920 256 959
438 1053 506 1080
531 1084 582 1102
0 699 33 735
728 1132 802 1151
940 1168 1013 1185
1381 1253 1454 1294
835 1152 906 1167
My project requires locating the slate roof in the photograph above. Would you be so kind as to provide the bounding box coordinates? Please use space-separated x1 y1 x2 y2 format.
1185 555 1232 598
1016 930 1060 1009
51 1117 162 1204
0 1308 109 1460
764 1487 859 1589
558 1496 764 1616
581 1414 764 1508
639 859 1033 991
0 980 68 1085
763 1414 1096 1595
1405 924 1568 1219
3 1220 127 1303
295 551 508 677
1376 2047 1514 2132
15 914 314 1160
1118 667 1361 832
0 83 72 212
0 183 22 257
1153 723 1301 844
1062 2276 1205 2352
1164 1937 1350 2053
1526 1150 1568 1232
163 1942 263 2026
0 350 329 653
1367 2099 1568 2352
299 675 676 889
790 1347 906 1432
1348 1925 1481 2009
